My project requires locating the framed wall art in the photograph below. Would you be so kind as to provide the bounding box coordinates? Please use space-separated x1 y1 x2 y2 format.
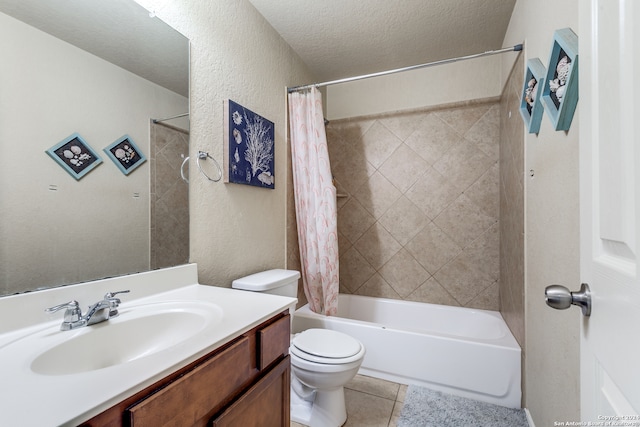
45 133 103 180
103 135 146 175
223 99 275 189
541 28 579 131
519 58 546 134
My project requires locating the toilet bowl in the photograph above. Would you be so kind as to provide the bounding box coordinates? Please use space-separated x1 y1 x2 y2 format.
289 328 365 427
231 270 366 427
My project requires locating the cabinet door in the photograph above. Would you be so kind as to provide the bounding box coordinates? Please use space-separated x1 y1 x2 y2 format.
128 337 252 427
257 314 290 370
211 356 290 427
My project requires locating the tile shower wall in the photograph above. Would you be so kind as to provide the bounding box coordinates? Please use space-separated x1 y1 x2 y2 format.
327 101 501 310
499 54 526 404
499 54 525 348
150 123 190 270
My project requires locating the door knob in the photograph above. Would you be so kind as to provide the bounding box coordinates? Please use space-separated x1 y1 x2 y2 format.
545 283 591 317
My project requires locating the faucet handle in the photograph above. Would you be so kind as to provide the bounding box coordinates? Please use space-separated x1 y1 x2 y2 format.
45 300 82 323
104 290 129 317
104 290 130 299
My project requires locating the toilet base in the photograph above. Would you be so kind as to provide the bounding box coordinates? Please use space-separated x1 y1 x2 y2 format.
291 384 347 427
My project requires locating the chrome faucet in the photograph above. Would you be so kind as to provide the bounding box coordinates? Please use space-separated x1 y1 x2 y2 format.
45 290 130 331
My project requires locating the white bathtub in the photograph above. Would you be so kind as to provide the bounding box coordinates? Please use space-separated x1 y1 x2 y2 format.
292 294 521 408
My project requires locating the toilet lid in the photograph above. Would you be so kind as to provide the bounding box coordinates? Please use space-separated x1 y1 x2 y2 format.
292 329 362 359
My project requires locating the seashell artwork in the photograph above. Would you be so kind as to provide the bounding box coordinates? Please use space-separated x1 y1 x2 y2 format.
525 78 538 107
46 133 102 180
548 52 572 99
541 27 579 131
520 57 546 134
103 135 146 175
556 56 571 85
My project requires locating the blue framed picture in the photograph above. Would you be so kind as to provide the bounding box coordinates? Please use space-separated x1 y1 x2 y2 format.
519 58 546 134
223 99 275 189
45 133 102 180
541 28 579 131
103 135 146 175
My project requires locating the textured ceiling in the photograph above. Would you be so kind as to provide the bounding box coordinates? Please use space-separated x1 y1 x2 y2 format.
248 0 517 83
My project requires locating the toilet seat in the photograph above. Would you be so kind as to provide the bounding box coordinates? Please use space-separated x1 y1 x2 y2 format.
291 329 364 364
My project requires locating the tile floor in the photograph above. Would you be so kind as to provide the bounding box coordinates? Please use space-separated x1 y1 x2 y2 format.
291 374 407 427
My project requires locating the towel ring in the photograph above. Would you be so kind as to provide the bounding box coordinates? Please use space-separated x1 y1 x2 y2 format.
196 151 222 182
179 155 190 183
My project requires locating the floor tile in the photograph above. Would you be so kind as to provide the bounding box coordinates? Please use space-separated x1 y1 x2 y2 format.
346 374 400 401
344 389 395 427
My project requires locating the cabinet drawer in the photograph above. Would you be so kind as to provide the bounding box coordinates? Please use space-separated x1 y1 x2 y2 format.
211 356 290 427
127 337 252 427
257 314 290 370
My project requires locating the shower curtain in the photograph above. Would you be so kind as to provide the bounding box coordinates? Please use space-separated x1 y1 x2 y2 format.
288 87 339 315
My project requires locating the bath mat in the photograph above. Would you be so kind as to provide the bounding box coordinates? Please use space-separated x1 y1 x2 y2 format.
398 385 528 427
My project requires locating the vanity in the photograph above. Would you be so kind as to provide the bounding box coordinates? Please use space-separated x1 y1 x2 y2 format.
0 264 297 426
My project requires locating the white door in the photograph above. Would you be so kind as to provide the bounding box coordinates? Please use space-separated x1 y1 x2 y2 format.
580 0 640 420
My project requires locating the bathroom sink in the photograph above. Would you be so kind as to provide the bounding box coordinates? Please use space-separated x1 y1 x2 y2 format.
29 301 223 376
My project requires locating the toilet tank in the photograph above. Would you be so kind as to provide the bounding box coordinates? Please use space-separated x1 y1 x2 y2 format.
232 269 301 298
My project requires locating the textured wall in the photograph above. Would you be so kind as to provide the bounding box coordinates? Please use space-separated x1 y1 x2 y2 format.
502 0 581 423
326 100 501 309
499 52 526 402
133 0 315 287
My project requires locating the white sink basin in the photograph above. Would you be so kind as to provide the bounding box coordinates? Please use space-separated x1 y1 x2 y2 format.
0 268 298 427
26 301 222 375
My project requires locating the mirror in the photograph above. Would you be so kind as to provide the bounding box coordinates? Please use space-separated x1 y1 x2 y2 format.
0 0 190 297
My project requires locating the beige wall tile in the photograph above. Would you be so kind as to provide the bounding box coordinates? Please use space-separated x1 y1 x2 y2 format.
339 247 376 292
465 104 501 161
354 223 403 270
433 138 495 193
378 249 430 297
433 194 496 248
435 104 491 135
353 172 402 219
378 196 428 246
405 222 461 274
378 144 428 193
360 121 404 168
355 274 401 298
407 277 460 306
404 113 462 165
338 198 376 243
327 100 500 309
405 167 461 220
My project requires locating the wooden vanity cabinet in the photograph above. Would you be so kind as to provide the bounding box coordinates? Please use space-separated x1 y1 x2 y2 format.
80 311 291 427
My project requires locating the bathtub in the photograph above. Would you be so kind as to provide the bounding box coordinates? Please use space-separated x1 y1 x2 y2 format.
292 294 521 408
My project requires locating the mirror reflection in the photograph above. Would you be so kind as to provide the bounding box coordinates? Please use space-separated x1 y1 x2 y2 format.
0 0 190 297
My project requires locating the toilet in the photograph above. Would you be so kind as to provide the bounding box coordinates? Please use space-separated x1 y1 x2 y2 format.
232 270 365 427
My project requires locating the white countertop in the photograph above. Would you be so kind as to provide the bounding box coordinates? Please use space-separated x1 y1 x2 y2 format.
0 264 297 427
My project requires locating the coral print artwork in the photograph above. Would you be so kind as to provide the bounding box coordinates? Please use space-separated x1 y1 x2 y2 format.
224 100 275 189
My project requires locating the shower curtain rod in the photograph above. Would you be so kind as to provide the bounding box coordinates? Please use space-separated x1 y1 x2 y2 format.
287 44 523 93
152 112 189 123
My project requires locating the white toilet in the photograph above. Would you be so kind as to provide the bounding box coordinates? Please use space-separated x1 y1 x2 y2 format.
232 269 365 427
